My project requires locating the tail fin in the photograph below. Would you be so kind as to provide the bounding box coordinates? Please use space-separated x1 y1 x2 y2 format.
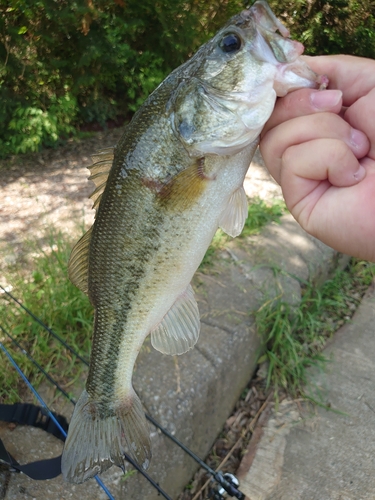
61 389 151 484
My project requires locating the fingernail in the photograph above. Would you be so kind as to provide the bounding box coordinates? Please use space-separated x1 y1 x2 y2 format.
353 163 366 182
350 128 368 149
310 90 342 110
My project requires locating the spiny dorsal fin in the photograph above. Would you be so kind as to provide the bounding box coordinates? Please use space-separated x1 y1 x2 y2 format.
88 147 114 213
68 226 93 295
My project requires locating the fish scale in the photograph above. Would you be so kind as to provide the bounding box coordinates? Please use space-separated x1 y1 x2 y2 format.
61 0 327 484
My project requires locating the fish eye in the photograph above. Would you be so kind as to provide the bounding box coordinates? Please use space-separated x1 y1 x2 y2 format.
219 33 242 53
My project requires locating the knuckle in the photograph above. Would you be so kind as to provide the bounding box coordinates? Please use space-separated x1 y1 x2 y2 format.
281 144 298 168
310 111 340 129
327 140 352 166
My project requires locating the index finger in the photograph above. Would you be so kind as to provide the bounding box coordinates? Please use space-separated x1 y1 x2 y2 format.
261 87 342 136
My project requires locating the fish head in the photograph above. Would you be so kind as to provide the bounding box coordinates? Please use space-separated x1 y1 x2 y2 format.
171 0 327 156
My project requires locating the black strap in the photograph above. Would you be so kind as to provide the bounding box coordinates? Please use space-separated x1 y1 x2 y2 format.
0 403 68 480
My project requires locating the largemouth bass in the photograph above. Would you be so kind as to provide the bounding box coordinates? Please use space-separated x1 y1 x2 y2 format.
62 0 327 483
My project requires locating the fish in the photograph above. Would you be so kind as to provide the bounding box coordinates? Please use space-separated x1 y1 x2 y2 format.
61 0 327 484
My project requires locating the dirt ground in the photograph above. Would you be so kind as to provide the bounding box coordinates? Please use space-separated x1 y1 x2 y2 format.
0 129 123 273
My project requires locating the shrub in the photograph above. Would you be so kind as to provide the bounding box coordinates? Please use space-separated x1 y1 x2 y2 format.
269 0 375 57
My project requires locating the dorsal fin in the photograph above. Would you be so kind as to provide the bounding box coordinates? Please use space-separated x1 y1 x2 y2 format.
68 148 114 295
88 147 114 213
68 226 93 295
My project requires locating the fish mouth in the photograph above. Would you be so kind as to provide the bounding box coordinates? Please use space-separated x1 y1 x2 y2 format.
244 1 325 96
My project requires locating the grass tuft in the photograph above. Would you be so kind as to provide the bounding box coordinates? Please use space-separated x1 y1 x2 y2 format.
242 197 286 237
0 229 92 403
255 259 375 398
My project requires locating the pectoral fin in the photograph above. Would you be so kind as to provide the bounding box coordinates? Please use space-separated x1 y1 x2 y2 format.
151 284 200 355
219 186 248 238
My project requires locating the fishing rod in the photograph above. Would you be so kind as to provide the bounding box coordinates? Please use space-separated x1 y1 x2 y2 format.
0 323 173 500
0 340 115 500
1 286 245 499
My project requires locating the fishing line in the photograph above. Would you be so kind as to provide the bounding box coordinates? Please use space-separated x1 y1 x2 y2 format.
0 324 76 404
146 414 245 499
1 286 245 498
1 287 206 459
0 341 115 500
123 454 173 500
146 412 213 472
0 285 88 365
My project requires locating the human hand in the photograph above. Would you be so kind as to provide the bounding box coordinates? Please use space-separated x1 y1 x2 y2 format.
260 55 375 262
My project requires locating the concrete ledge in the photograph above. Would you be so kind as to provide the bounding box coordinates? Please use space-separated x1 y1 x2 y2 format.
122 214 349 499
1 214 349 500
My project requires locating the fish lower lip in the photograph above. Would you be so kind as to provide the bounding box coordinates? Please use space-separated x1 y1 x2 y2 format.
274 61 320 96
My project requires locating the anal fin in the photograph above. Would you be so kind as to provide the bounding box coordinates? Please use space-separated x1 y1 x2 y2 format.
151 284 200 355
218 185 248 238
